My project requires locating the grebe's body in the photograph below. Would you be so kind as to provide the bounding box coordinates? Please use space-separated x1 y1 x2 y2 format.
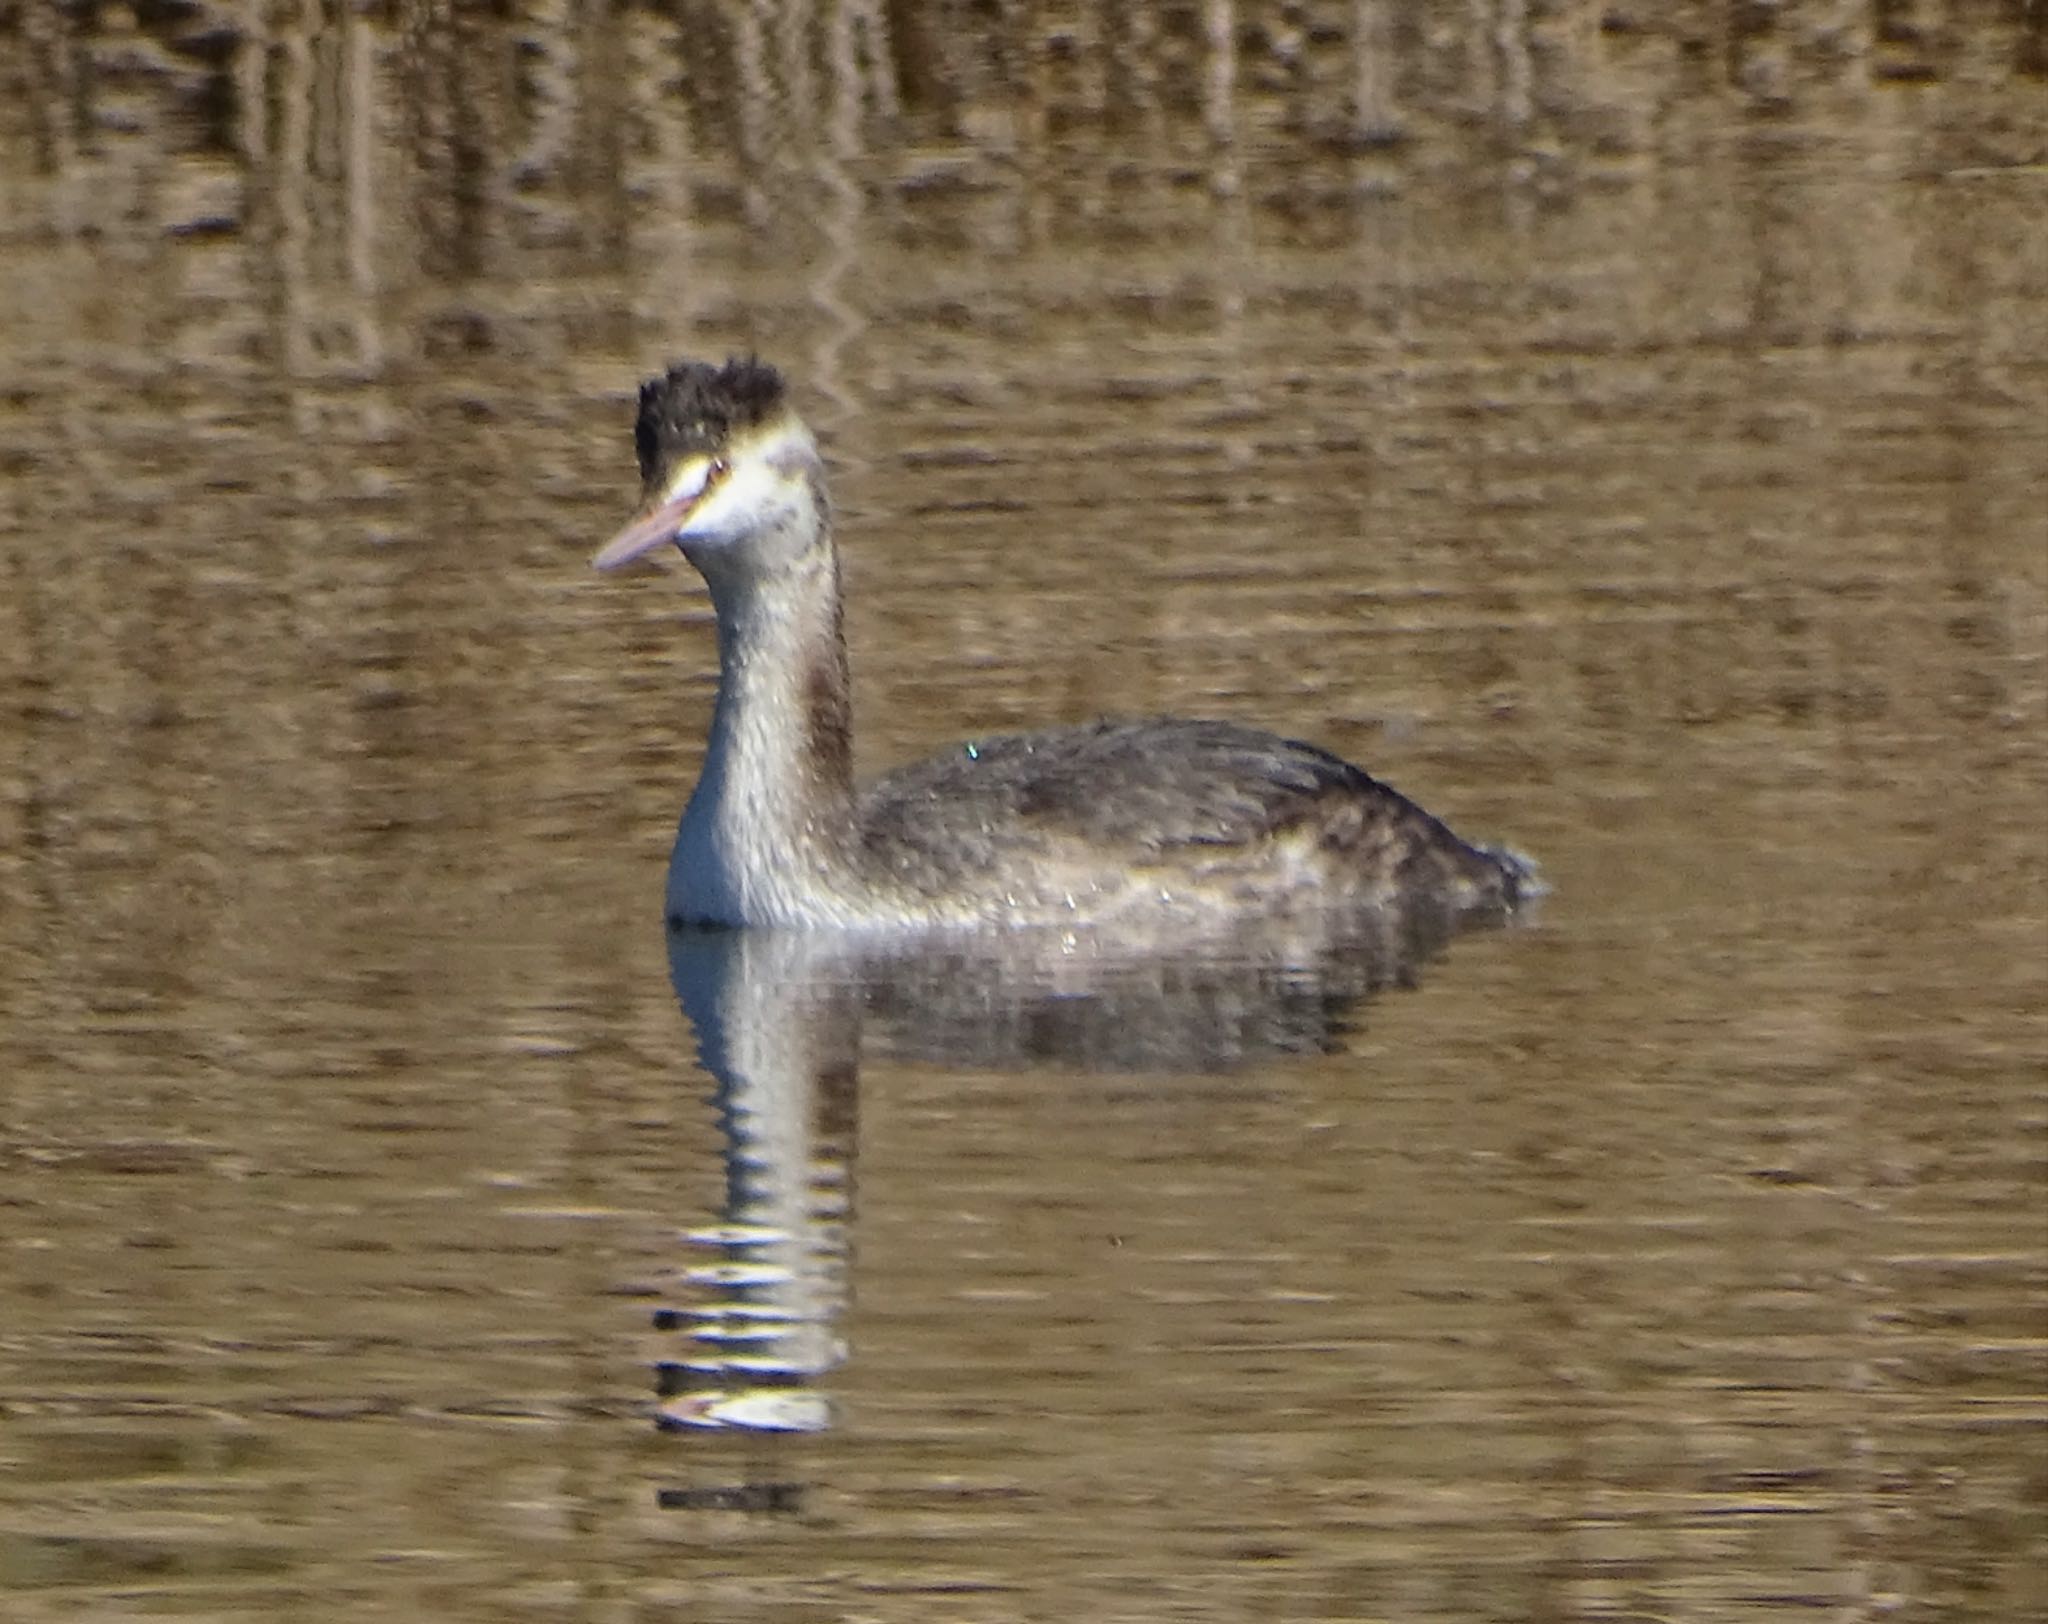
593 358 1533 931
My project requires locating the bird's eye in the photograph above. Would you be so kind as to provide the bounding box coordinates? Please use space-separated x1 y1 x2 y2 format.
708 457 730 483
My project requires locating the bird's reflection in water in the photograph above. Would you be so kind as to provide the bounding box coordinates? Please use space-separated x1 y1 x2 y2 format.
657 925 862 1438
653 892 1515 1476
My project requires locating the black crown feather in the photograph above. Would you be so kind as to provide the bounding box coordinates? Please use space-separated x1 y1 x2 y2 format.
634 356 789 486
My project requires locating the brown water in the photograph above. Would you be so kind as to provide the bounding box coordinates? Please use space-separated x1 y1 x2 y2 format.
3 7 2045 1621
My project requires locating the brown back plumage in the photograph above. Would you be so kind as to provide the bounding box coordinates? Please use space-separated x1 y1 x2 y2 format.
855 718 1525 912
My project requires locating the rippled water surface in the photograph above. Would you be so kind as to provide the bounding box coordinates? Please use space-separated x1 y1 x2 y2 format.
2 7 2044 1621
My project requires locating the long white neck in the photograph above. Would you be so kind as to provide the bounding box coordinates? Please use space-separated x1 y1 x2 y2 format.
668 533 859 927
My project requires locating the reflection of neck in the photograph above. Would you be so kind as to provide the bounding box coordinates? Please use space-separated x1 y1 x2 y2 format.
672 524 856 926
664 928 861 1433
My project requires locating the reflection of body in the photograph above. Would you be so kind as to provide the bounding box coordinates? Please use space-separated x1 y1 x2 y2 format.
657 896 1490 1436
593 358 1536 930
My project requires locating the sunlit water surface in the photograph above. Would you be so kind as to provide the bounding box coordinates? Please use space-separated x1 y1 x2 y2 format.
1 9 2043 1622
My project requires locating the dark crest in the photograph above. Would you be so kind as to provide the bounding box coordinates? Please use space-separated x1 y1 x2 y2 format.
634 357 789 486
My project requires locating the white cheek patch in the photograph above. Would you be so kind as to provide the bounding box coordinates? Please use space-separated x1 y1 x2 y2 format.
659 423 817 542
680 462 771 537
662 457 714 508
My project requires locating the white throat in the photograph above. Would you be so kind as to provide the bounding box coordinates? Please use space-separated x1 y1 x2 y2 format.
667 545 860 927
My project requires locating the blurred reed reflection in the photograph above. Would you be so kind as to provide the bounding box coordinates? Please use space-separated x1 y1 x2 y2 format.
655 893 1514 1452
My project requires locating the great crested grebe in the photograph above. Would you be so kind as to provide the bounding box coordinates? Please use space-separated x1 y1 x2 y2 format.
593 357 1534 931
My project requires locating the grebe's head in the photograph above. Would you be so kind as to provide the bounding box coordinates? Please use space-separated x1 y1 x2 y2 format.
591 356 824 574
